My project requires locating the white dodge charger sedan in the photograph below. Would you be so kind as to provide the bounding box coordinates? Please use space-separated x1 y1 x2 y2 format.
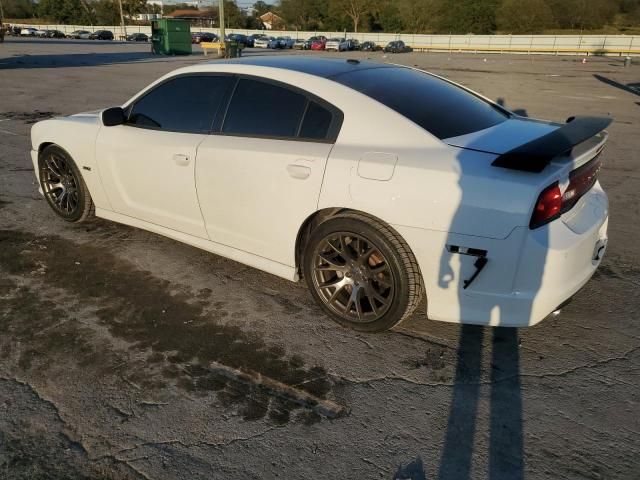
30 57 610 332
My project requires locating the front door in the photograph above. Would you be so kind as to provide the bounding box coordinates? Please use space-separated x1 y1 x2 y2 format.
95 74 234 239
96 126 208 238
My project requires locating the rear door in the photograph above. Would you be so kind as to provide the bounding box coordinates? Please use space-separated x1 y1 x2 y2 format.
96 74 233 238
195 76 343 266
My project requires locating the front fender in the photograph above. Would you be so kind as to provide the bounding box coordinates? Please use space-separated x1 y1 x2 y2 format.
30 113 112 210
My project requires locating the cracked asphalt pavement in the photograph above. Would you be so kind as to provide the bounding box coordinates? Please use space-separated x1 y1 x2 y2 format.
1 38 639 479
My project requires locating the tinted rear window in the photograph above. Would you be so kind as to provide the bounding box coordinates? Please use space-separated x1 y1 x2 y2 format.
332 67 508 139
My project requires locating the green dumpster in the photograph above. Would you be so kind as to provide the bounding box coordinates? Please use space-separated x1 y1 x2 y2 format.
151 19 192 55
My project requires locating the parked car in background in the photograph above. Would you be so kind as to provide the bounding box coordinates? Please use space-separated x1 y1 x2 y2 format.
293 38 309 49
228 33 248 47
20 28 38 36
89 30 114 40
126 33 149 42
310 36 327 50
247 33 264 47
360 41 381 52
325 37 349 51
35 28 48 37
276 36 294 48
192 32 216 44
267 37 281 48
347 39 360 50
254 36 273 48
68 30 91 39
45 30 66 38
383 40 412 53
205 32 218 43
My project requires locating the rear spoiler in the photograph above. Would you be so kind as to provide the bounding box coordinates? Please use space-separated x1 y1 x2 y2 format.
492 116 613 173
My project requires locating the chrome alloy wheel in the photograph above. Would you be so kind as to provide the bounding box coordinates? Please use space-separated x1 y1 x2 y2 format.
311 232 394 322
40 151 79 215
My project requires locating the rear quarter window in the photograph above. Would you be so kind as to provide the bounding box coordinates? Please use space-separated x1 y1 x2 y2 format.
331 67 508 139
222 78 307 138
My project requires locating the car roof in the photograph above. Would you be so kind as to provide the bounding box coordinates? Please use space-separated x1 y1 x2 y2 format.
211 56 395 79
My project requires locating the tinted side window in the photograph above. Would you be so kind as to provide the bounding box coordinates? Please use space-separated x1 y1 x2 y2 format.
300 101 333 140
128 75 232 133
222 79 307 138
332 67 508 139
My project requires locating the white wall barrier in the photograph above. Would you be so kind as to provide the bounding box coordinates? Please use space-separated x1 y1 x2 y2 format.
7 23 640 56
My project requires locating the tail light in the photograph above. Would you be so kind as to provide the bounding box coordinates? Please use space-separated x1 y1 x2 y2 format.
530 183 562 228
530 155 602 229
560 155 602 213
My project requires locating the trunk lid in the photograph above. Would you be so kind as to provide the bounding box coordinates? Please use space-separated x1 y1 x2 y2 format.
445 115 610 173
444 117 560 155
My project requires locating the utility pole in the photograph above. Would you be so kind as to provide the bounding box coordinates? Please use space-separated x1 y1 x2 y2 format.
218 0 225 41
118 0 127 38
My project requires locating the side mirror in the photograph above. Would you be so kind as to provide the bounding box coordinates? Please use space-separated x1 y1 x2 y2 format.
102 107 126 127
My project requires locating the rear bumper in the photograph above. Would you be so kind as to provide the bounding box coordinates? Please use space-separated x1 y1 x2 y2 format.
396 181 608 327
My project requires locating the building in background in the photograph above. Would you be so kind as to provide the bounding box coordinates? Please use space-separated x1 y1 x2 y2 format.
165 8 217 27
259 11 285 30
132 13 162 20
146 0 215 15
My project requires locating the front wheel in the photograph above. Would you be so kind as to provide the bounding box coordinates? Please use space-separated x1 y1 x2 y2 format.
303 212 424 332
38 145 94 223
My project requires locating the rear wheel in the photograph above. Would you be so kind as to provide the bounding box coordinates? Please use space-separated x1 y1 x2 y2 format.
303 212 424 332
38 145 94 223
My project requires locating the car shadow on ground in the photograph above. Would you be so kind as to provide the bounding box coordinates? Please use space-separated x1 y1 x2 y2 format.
593 74 640 97
0 51 197 69
5 39 128 46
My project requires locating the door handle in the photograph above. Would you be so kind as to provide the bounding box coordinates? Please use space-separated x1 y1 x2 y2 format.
286 164 311 179
173 154 190 166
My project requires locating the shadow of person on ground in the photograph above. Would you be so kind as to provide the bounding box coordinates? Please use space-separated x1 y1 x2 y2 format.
497 98 528 117
393 457 427 480
435 101 543 479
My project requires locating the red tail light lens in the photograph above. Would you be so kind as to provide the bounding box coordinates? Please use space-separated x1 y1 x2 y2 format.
529 155 602 229
560 156 602 214
530 182 562 229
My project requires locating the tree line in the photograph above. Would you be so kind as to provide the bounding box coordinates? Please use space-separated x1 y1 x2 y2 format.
278 0 640 34
1 0 257 27
2 0 640 33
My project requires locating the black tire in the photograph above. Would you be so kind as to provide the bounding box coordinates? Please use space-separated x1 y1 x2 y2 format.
303 212 424 332
38 145 94 223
